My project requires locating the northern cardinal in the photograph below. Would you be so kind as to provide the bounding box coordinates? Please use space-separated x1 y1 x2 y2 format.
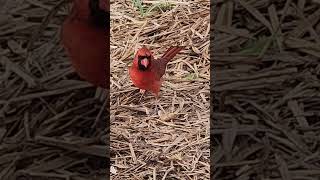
129 46 184 98
61 0 109 88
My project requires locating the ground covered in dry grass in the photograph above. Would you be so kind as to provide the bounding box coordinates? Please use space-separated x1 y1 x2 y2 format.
110 0 210 179
0 0 107 179
213 0 320 179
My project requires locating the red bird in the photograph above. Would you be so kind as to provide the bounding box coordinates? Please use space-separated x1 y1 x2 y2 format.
129 46 184 98
61 0 109 88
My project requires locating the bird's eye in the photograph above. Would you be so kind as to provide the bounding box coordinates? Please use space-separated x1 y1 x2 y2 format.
138 55 149 61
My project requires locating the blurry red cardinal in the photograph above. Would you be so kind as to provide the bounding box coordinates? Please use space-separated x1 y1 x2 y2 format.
129 46 184 98
61 0 109 88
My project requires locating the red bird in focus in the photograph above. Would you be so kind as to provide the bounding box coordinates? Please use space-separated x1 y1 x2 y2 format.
129 46 184 98
61 0 109 88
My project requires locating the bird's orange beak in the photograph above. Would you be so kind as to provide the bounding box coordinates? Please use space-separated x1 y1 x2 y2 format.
141 58 149 68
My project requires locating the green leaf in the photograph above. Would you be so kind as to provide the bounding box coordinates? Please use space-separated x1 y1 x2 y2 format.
185 73 197 80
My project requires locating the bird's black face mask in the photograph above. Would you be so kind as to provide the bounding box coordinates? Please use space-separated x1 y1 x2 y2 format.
138 55 151 71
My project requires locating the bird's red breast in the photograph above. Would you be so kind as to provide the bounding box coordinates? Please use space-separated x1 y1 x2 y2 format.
129 46 184 97
61 0 109 88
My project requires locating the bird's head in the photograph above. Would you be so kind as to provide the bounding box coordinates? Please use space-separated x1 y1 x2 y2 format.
73 0 109 28
134 46 153 71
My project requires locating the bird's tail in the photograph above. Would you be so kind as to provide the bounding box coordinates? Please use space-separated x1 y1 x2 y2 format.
161 46 184 65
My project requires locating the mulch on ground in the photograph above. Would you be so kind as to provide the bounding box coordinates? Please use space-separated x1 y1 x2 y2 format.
110 0 210 179
0 0 108 179
212 0 320 179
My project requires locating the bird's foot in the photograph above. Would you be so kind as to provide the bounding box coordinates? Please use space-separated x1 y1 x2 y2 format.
138 89 146 102
140 89 146 94
153 100 159 115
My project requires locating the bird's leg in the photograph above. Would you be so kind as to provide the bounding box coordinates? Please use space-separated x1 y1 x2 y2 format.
152 92 160 114
138 89 146 102
154 93 160 100
153 99 159 115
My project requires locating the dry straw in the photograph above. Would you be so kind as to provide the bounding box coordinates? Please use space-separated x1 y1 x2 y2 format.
0 0 108 179
110 0 210 179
